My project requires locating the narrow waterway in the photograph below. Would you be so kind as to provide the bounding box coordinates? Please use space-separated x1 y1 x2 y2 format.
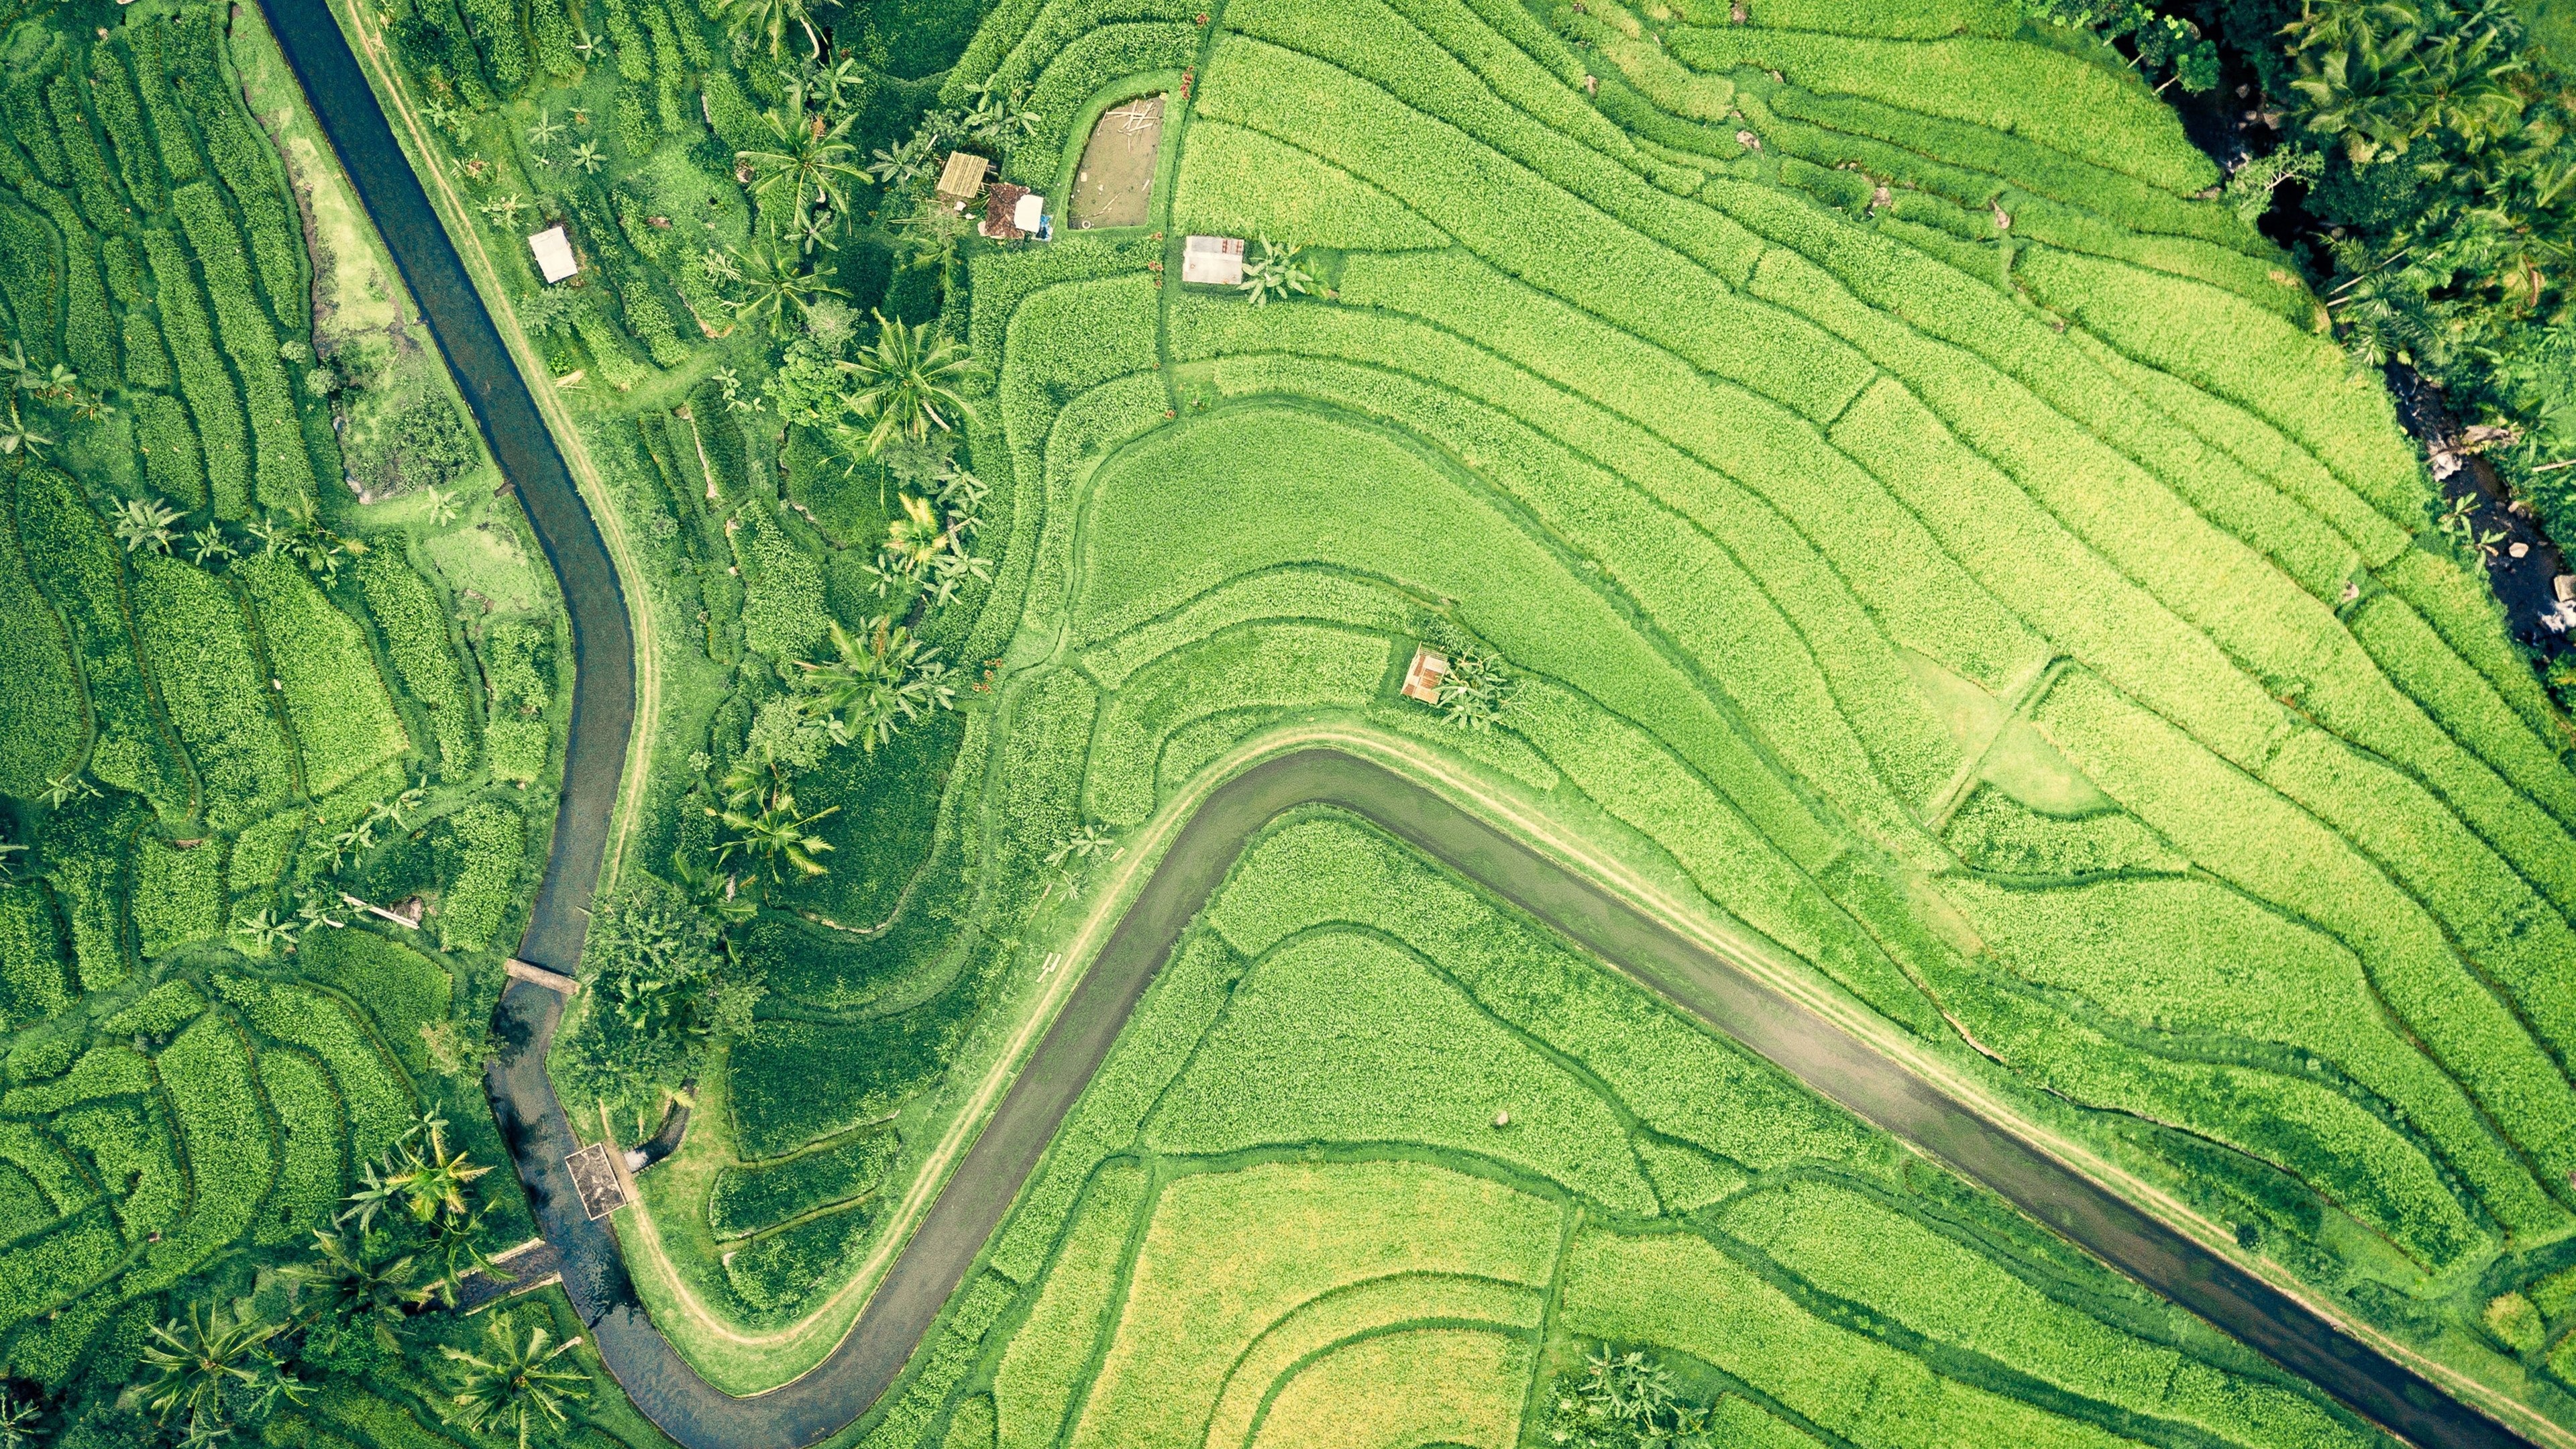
253 7 2541 1446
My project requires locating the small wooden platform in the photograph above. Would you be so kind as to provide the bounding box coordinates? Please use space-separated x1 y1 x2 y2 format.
565 1142 631 1220
506 958 580 994
936 150 990 203
1401 645 1451 704
456 1238 564 1313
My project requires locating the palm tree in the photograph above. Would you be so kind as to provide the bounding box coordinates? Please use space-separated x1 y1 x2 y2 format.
711 783 838 881
139 1304 303 1434
881 492 949 576
440 1317 589 1449
840 312 979 455
293 892 348 936
724 237 840 337
804 56 873 115
712 0 822 61
963 78 1042 150
865 131 938 191
282 1227 429 1347
890 199 971 287
0 341 38 394
185 523 233 564
231 907 295 957
0 400 56 459
419 1195 513 1305
1238 235 1313 305
739 91 864 233
36 769 96 808
671 847 758 929
1438 650 1516 730
0 1387 36 1449
111 496 182 554
1045 824 1121 868
794 616 959 751
342 1110 492 1233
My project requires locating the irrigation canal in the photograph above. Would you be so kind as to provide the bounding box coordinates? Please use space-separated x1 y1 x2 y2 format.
256 7 2536 1445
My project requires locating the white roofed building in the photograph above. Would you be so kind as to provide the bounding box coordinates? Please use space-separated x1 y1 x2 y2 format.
528 225 579 284
1181 235 1245 285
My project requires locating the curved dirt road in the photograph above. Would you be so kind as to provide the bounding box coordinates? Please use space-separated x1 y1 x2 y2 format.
254 7 2536 1446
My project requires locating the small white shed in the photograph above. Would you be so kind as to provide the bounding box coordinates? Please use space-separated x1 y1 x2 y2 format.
528 225 580 284
1181 235 1245 286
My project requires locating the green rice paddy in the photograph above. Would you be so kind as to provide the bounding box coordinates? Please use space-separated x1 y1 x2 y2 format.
258 0 2576 1436
647 0 2576 1437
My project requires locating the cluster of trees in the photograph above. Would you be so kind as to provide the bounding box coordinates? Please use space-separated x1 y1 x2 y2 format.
1437 648 1519 730
107 493 374 581
1543 1344 1723 1449
2018 1 2222 93
554 875 761 1132
570 309 995 1131
0 1112 566 1449
709 4 1034 332
2060 1 2576 585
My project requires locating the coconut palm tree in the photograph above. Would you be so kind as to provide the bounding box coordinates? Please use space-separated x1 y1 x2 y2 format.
419 1195 513 1304
739 90 864 233
712 0 823 61
111 497 182 554
138 1305 304 1434
341 1110 492 1234
724 237 841 337
794 616 959 751
840 312 979 455
712 783 838 881
440 1317 589 1449
282 1227 429 1347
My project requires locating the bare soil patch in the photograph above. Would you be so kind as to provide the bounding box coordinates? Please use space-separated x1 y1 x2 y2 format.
1070 94 1165 229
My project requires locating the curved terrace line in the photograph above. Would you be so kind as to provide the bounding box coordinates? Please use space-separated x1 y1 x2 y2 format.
251 7 2545 1448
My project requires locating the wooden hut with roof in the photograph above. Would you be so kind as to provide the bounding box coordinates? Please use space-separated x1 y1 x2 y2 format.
936 151 990 207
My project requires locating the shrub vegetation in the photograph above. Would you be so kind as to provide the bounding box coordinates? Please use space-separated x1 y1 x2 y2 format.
0 6 580 1445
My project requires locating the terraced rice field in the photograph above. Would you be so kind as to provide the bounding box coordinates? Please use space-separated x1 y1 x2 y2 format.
0 4 584 1432
681 0 2576 1436
911 815 2399 1449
